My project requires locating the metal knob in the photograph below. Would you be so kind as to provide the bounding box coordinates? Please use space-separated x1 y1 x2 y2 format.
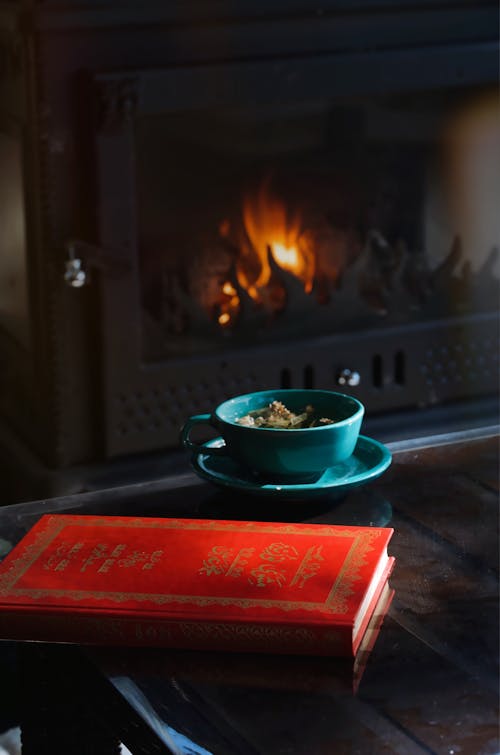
64 257 87 288
336 368 361 387
63 238 131 287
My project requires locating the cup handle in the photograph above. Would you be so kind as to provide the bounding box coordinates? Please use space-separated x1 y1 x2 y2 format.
180 414 228 456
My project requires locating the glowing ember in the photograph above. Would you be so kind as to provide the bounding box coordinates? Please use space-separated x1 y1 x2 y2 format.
222 281 237 296
217 280 240 328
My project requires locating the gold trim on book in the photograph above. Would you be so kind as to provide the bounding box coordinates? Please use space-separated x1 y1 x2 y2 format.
0 517 383 615
25 515 378 537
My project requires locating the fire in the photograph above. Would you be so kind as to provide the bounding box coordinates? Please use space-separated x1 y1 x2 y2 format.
239 177 315 294
215 177 316 328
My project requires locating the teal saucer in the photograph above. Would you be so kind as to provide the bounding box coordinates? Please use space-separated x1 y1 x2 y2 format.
191 435 391 500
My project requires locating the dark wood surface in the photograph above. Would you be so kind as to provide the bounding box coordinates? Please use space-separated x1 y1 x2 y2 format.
0 429 498 754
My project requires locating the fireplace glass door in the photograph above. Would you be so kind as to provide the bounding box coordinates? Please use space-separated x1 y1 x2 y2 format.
135 91 498 360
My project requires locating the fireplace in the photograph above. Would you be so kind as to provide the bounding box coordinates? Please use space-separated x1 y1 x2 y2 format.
0 1 498 501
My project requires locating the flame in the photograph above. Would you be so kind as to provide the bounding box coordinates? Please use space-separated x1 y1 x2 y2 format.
214 177 317 328
273 243 301 270
240 177 315 293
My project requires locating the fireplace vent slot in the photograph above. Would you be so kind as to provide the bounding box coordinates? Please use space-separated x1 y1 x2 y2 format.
394 351 406 386
373 355 383 389
281 368 292 389
304 365 315 389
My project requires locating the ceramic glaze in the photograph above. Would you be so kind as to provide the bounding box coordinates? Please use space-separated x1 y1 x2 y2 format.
192 435 392 499
181 389 365 481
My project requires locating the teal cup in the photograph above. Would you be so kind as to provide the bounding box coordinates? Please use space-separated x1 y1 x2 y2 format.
180 389 364 482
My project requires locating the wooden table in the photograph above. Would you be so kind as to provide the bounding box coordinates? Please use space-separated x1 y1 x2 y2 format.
0 428 498 754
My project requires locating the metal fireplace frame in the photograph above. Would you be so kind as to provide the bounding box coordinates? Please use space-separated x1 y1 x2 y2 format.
92 37 499 458
0 0 498 501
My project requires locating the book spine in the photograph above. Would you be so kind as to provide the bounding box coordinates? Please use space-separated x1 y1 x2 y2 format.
0 611 354 657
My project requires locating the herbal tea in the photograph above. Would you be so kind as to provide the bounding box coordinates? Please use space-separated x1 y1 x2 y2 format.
236 400 335 429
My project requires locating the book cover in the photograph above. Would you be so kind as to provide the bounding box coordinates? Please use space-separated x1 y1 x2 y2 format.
0 515 395 656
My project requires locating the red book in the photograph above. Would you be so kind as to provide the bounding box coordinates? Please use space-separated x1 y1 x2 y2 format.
0 515 395 656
